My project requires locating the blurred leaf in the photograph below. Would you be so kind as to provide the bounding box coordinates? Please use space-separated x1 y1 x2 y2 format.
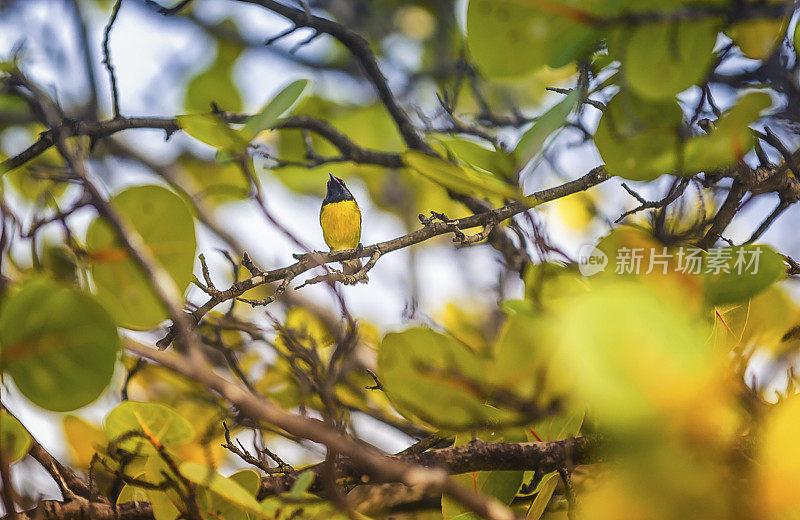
274 307 334 355
378 327 505 428
710 286 800 356
491 312 554 401
552 190 597 232
467 0 601 78
117 479 149 504
63 414 107 469
404 150 523 201
594 89 682 180
230 469 261 496
515 88 581 168
178 154 250 205
623 19 720 100
759 395 800 517
144 456 183 520
105 401 194 454
287 470 315 498
180 462 268 519
435 137 516 179
728 18 788 60
0 94 31 132
5 144 67 203
86 185 196 329
0 279 119 411
795 18 800 56
244 79 310 139
702 245 785 306
682 91 771 175
0 411 32 463
184 29 242 112
436 302 493 353
41 243 78 283
545 279 716 431
177 114 249 152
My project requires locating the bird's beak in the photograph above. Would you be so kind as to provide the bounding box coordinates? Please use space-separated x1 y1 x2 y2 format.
328 173 335 182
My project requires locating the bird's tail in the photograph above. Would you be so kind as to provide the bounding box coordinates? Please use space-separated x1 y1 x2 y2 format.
341 258 367 282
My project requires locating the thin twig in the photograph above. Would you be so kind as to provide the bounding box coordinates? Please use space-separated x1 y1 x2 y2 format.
102 0 124 118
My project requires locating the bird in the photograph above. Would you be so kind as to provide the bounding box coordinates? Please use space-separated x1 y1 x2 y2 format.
320 173 364 278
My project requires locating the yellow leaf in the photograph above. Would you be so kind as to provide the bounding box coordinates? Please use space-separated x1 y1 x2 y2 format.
63 415 107 469
759 396 800 518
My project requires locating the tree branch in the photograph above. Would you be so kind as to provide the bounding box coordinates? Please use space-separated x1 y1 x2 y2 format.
232 0 431 152
102 0 124 118
125 340 589 520
0 115 402 173
156 166 610 348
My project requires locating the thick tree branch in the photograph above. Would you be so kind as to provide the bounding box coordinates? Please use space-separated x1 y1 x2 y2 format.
3 499 153 520
697 181 747 249
0 115 401 173
257 436 598 497
126 341 532 520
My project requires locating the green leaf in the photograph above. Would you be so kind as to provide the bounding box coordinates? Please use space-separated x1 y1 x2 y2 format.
180 462 269 519
117 479 150 505
443 429 526 520
144 456 182 520
526 472 559 519
0 279 119 411
86 185 197 329
491 313 552 401
594 89 682 180
403 150 523 201
623 19 720 100
378 327 504 429
515 88 581 168
0 412 32 463
795 18 800 56
184 28 242 112
466 0 601 78
105 401 194 454
681 91 771 175
702 245 786 306
230 469 261 497
177 114 249 152
6 143 68 202
244 79 310 139
728 18 788 60
288 470 315 498
179 155 250 205
544 279 716 432
436 137 516 180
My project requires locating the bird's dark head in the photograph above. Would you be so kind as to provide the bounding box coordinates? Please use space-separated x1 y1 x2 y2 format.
324 173 354 203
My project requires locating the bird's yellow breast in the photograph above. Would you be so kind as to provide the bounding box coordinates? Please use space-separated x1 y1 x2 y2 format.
320 200 362 251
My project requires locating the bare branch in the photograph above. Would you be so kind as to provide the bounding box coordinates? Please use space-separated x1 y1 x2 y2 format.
156 166 610 348
102 0 124 118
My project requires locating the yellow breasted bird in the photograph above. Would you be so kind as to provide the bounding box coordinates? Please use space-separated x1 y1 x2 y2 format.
320 173 363 277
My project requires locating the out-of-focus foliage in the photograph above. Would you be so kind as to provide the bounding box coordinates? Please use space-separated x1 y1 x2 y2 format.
0 279 119 411
0 411 32 463
86 185 196 329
